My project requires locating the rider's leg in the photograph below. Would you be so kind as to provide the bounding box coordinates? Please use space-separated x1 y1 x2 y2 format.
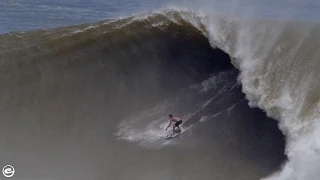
173 125 180 133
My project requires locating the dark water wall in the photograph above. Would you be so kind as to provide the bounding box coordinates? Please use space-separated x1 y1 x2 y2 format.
0 12 286 179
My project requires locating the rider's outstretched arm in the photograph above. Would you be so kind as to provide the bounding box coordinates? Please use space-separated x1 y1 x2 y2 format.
165 120 172 130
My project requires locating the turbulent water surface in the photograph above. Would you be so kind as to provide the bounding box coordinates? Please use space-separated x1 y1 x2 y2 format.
1 1 320 180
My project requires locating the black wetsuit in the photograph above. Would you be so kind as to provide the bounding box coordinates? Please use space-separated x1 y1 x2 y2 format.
175 120 182 126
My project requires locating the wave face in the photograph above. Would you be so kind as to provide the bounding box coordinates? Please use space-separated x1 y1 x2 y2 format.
1 8 317 179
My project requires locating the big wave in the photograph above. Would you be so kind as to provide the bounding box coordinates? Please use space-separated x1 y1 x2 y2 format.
1 8 319 179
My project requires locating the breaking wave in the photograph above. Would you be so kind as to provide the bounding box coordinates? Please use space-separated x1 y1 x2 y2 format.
1 8 319 179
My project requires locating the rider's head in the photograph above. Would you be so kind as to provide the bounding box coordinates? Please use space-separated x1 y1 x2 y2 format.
169 114 173 118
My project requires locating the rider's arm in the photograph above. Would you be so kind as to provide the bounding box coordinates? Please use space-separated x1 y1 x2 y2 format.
165 120 172 130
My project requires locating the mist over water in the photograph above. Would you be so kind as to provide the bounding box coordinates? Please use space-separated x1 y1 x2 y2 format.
1 0 320 180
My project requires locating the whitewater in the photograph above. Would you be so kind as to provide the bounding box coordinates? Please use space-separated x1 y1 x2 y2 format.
193 9 320 180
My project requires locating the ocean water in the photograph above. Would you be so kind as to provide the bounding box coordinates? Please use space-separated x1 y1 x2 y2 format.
1 0 320 180
0 0 175 33
1 0 320 34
